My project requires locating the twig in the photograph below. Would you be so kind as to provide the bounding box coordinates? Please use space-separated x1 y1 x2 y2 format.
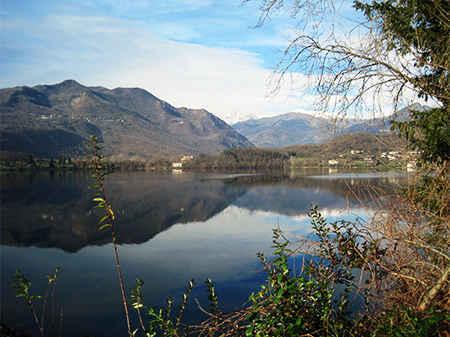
418 265 450 311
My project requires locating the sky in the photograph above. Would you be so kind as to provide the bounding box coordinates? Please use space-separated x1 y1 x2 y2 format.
0 0 416 122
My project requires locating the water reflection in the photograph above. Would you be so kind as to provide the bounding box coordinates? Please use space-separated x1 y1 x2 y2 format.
0 171 405 337
232 174 398 215
1 172 400 252
1 172 247 251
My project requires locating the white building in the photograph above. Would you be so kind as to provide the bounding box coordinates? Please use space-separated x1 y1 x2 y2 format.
172 162 183 168
180 155 194 163
328 159 339 166
407 161 417 172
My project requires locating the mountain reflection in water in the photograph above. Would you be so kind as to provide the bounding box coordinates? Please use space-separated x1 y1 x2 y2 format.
1 171 399 251
1 172 248 251
0 171 405 337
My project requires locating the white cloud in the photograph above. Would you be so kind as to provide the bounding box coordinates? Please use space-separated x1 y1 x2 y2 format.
1 14 319 123
7 0 439 135
1 9 429 124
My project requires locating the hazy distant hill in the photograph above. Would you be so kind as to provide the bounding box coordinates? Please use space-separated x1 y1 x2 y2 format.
233 104 427 148
0 80 253 159
232 112 330 148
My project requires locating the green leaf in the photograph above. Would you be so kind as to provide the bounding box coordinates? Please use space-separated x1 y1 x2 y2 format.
98 223 112 231
99 215 110 224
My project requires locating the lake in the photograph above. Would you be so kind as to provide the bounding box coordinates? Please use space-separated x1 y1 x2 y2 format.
1 170 406 336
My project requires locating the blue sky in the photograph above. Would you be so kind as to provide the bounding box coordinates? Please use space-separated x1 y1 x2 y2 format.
0 0 382 122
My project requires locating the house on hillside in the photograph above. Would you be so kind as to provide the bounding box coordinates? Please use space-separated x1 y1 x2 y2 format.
172 162 183 168
381 151 398 161
328 159 339 166
407 161 417 172
181 155 194 163
172 155 194 169
388 151 400 159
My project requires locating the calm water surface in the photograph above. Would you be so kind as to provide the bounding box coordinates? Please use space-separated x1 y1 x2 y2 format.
1 170 406 336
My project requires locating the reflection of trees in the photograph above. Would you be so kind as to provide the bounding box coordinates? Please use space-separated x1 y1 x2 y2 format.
229 173 404 216
0 171 404 252
0 172 246 252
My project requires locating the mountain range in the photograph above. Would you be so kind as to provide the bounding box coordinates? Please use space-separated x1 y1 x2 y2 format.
0 80 427 158
0 80 252 159
233 104 426 148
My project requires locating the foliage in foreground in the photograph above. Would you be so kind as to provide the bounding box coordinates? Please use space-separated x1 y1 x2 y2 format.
12 268 61 337
10 143 448 337
127 168 448 336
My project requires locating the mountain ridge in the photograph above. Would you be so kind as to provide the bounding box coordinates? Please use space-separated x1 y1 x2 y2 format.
232 104 427 148
0 80 253 159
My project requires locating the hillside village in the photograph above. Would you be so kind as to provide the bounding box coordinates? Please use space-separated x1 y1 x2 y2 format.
170 133 418 171
304 149 419 170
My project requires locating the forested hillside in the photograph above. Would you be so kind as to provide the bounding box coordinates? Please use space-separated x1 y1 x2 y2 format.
0 80 253 159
